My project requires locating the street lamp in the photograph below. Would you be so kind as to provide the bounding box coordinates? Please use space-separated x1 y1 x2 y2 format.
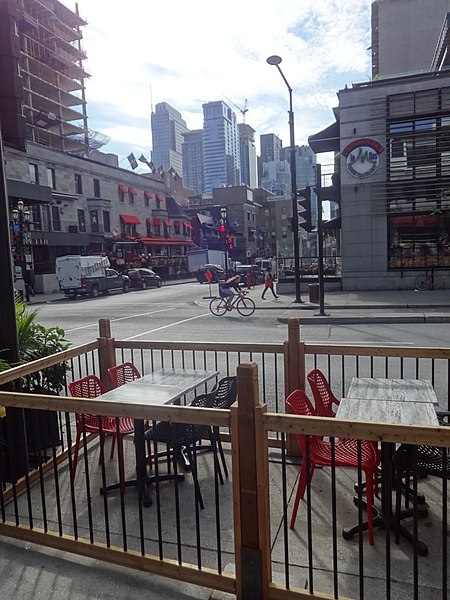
266 55 302 303
11 199 31 302
220 206 229 274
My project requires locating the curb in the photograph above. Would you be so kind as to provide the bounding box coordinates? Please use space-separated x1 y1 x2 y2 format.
277 312 450 324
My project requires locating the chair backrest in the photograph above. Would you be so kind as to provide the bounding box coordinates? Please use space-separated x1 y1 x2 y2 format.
285 389 318 455
211 376 237 409
68 375 106 398
307 369 339 418
177 392 216 443
108 362 141 388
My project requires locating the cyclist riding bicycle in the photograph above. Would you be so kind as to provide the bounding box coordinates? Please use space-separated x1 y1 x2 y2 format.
220 273 244 310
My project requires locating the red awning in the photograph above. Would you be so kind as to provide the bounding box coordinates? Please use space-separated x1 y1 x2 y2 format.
146 217 152 225
144 191 153 199
183 221 193 230
120 213 141 225
156 193 164 202
163 219 171 227
153 218 161 226
128 186 137 196
141 237 195 246
174 220 180 227
118 184 127 194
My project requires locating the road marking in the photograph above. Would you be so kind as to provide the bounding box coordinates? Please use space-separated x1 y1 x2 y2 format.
125 312 210 339
65 307 176 332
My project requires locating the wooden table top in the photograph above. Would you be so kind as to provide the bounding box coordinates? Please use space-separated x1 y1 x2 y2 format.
338 377 439 426
98 368 219 406
347 377 438 405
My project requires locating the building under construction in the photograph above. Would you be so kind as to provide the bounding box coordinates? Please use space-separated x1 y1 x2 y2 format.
0 0 108 156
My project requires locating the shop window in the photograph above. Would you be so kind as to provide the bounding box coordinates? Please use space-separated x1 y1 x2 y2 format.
90 210 99 233
103 211 110 233
93 178 101 198
75 174 83 194
47 167 56 190
29 163 39 184
78 209 86 232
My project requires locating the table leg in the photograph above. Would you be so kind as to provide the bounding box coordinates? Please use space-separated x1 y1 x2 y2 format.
342 442 429 555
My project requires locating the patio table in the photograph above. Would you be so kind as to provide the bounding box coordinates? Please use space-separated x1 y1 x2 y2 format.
337 377 439 555
97 368 219 506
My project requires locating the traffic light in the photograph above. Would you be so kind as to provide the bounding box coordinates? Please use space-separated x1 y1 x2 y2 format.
297 186 313 233
227 236 233 250
218 221 226 239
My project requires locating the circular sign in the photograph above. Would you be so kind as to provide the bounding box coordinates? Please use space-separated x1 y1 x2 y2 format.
342 138 384 179
116 248 123 259
205 269 213 284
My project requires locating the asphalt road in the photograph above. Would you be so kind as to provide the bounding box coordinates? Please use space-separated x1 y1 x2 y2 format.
33 282 450 349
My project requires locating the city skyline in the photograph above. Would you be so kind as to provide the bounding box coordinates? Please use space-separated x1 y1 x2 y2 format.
70 0 373 171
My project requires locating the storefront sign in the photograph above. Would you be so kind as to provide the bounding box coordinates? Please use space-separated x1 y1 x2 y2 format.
343 138 384 179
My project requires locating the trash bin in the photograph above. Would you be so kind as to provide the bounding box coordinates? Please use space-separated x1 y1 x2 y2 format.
309 283 320 303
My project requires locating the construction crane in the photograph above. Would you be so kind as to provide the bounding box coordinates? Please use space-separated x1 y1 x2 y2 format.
224 96 249 122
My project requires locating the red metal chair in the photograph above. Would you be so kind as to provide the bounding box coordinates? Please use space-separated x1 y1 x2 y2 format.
108 362 141 388
307 368 340 418
68 375 134 479
286 389 380 545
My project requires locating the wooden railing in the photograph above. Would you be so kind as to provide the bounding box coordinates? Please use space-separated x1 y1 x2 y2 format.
0 319 449 598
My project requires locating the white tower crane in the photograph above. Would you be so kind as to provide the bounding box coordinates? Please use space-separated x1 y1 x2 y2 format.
223 96 249 122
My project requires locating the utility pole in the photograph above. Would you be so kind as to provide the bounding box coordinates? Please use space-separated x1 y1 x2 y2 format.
315 164 326 316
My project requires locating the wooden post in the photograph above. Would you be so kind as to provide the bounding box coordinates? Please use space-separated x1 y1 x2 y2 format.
231 362 270 600
284 318 305 456
97 319 116 390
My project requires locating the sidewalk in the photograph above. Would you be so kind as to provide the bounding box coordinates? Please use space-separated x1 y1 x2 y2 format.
28 283 450 324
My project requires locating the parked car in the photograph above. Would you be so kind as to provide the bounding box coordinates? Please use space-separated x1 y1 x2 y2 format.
235 264 265 286
197 264 225 283
125 268 163 289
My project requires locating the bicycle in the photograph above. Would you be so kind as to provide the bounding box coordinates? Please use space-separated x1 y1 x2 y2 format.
414 271 447 291
209 290 256 317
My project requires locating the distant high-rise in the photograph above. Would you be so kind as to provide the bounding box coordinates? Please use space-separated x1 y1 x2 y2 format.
239 123 257 189
371 0 450 78
202 101 241 196
151 102 188 176
182 129 204 195
258 133 282 185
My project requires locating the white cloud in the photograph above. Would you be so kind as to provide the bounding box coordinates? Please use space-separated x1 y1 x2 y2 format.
67 0 373 158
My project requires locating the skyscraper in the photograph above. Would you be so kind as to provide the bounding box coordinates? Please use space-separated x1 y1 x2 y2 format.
239 123 257 189
258 133 282 185
202 101 241 196
151 102 189 176
182 129 204 195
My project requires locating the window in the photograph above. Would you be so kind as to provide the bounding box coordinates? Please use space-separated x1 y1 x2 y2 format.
119 186 125 202
47 167 56 190
74 174 83 194
144 193 150 207
128 190 134 204
78 209 86 232
51 205 61 231
29 163 39 184
31 206 41 229
90 210 99 233
247 211 251 221
93 178 101 198
103 211 110 233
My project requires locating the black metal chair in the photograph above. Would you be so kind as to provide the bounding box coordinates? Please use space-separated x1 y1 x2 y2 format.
144 392 219 509
392 442 449 544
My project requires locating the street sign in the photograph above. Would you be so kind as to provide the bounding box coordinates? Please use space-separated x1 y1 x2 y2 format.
205 269 213 284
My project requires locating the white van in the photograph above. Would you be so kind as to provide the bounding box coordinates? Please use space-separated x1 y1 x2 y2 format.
255 258 273 271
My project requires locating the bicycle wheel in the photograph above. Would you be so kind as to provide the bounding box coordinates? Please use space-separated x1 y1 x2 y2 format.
209 297 228 316
236 296 256 316
414 275 430 291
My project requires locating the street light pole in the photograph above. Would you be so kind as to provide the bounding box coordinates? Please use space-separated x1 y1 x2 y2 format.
267 55 302 303
12 199 31 302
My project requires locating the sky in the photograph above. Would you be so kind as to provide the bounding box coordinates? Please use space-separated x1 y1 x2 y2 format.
68 0 374 173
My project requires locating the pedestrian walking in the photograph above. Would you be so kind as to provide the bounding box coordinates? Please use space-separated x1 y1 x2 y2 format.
261 266 278 299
